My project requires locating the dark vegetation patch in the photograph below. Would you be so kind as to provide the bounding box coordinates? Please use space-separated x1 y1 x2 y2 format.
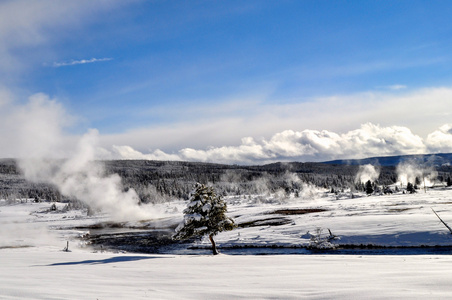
386 208 414 213
75 222 129 230
270 208 328 215
85 229 182 254
238 217 293 228
74 219 179 231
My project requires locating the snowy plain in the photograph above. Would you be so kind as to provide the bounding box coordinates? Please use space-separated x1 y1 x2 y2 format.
2 188 452 299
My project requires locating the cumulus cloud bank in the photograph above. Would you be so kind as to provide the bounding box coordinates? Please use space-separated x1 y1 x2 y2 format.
95 86 452 157
426 124 452 153
2 89 452 165
112 122 452 164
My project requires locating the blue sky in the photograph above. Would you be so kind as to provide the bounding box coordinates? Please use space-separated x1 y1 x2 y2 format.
2 0 452 163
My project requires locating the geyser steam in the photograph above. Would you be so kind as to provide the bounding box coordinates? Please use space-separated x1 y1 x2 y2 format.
20 130 154 221
355 164 380 184
1 92 157 221
396 161 437 188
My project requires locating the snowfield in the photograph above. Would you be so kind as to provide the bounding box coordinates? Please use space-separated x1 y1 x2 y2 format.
2 188 452 299
211 188 452 249
2 249 452 299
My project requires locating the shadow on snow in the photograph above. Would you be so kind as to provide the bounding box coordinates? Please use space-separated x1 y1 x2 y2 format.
44 255 167 266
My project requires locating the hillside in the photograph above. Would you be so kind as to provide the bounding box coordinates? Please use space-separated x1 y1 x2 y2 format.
323 153 452 167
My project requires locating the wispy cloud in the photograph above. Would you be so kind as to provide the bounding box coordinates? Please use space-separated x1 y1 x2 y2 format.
0 0 123 76
52 57 113 67
380 84 407 90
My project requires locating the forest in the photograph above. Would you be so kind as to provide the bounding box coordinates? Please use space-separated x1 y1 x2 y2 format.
1 158 452 204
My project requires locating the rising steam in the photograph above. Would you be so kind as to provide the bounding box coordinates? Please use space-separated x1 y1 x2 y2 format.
396 161 438 188
0 93 158 222
281 171 324 200
355 164 380 184
19 130 155 221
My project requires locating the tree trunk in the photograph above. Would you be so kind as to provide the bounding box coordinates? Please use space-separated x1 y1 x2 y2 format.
209 234 219 255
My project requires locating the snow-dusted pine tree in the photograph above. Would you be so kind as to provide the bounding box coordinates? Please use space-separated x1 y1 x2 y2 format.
365 180 374 195
173 183 235 255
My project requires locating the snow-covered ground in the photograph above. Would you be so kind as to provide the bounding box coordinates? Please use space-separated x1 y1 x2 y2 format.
2 248 452 299
2 188 452 299
213 188 452 249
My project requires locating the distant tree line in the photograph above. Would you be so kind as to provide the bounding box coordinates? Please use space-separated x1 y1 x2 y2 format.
1 159 452 203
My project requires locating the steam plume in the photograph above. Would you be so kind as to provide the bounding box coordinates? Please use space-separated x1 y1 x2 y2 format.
19 130 155 221
395 161 437 188
355 164 380 184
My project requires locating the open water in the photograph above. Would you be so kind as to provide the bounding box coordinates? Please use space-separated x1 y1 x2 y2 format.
84 228 452 256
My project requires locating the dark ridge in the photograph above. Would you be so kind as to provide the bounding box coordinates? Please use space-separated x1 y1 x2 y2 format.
323 153 452 167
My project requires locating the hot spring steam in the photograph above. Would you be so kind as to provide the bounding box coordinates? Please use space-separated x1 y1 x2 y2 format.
19 130 156 221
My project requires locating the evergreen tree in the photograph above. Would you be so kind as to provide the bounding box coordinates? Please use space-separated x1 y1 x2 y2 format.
406 182 416 193
415 177 421 186
365 180 374 195
173 183 236 255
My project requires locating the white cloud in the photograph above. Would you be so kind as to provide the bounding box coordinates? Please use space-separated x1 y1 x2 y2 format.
110 123 439 164
112 145 181 161
52 57 113 67
96 86 452 156
426 124 452 153
2 87 452 165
